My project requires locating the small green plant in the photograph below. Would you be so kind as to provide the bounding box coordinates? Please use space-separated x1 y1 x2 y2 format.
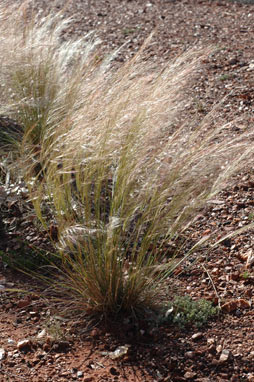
195 99 206 113
164 295 218 328
122 27 136 36
241 270 250 280
219 73 230 81
44 316 68 342
248 212 254 221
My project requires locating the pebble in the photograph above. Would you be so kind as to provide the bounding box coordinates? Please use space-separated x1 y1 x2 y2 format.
185 351 195 359
12 352 20 359
29 311 38 317
184 371 197 379
37 329 47 339
207 338 215 345
7 338 15 345
219 349 232 363
192 332 203 341
216 344 222 354
249 350 254 358
0 348 6 360
77 371 84 378
17 299 30 308
109 345 129 359
53 340 70 352
17 339 32 351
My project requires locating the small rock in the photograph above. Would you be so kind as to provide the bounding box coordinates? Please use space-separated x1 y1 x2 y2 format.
59 371 71 377
216 344 222 354
32 354 43 365
29 311 39 317
221 300 238 313
248 62 254 71
0 348 6 360
219 349 232 363
211 358 219 366
238 299 251 309
184 371 196 379
185 351 195 359
192 332 203 341
17 339 32 352
7 339 15 345
37 329 47 339
53 340 70 352
208 344 216 354
77 371 83 378
56 341 70 352
6 282 14 288
17 299 30 309
207 338 215 345
249 350 254 358
228 58 238 66
109 345 129 359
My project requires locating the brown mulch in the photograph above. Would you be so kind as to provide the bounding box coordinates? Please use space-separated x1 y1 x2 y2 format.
1 0 254 381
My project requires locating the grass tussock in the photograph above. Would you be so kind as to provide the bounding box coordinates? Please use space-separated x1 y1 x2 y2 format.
1 1 254 318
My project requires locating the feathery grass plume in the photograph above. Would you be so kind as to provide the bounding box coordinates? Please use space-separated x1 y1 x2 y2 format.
1 1 254 318
0 0 101 174
42 46 254 317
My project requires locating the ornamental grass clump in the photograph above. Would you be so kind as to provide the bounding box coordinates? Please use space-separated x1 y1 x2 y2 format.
0 1 100 173
1 1 254 318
